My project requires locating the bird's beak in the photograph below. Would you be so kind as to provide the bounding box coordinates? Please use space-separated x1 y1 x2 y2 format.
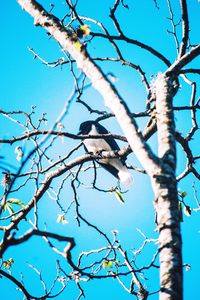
77 129 82 135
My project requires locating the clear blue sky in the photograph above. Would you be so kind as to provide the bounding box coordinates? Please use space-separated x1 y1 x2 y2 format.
0 1 199 299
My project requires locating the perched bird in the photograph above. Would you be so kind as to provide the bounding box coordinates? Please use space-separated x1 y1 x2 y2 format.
78 120 133 188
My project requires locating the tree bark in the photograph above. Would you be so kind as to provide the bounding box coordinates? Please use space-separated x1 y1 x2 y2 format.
153 74 182 300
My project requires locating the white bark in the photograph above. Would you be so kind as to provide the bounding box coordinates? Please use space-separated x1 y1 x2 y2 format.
153 75 182 300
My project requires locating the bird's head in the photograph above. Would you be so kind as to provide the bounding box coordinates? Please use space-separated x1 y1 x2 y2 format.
78 121 97 135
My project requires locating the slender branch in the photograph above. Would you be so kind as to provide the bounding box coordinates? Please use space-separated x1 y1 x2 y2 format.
118 246 148 299
180 68 200 75
65 0 84 25
7 229 75 247
110 0 124 35
167 0 180 54
166 44 200 75
0 269 33 299
0 130 127 144
179 0 189 58
2 154 92 234
0 230 75 299
91 32 171 67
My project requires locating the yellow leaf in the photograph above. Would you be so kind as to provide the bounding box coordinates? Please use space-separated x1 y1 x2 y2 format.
102 261 108 269
107 261 113 268
74 41 82 51
102 260 113 269
3 258 14 269
57 214 68 224
80 24 90 36
57 122 64 129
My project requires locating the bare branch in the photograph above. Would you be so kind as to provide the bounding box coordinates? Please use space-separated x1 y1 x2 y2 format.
166 0 181 54
179 0 189 58
91 32 171 67
0 269 33 300
166 44 200 75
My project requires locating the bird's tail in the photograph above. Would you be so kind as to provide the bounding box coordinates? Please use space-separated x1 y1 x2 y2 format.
118 167 133 188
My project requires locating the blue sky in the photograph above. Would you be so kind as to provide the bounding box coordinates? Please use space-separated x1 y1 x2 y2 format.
0 1 200 299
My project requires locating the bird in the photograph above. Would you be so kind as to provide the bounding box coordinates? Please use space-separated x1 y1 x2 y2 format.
78 120 133 188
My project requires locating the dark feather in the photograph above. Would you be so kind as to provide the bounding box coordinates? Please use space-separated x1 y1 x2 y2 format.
97 161 119 179
95 123 120 150
79 120 126 170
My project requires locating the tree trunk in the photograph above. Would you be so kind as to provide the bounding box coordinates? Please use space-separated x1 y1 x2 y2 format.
153 74 183 300
154 175 182 300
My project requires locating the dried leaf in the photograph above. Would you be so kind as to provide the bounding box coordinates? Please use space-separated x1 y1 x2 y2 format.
178 201 183 222
183 205 192 217
15 146 23 161
3 258 14 269
181 191 187 198
114 189 124 203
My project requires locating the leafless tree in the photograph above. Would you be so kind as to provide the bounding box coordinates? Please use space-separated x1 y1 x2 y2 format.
0 0 199 299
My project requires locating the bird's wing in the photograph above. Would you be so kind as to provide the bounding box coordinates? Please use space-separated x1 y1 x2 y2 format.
83 143 89 153
96 123 119 149
96 123 126 163
97 161 119 179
